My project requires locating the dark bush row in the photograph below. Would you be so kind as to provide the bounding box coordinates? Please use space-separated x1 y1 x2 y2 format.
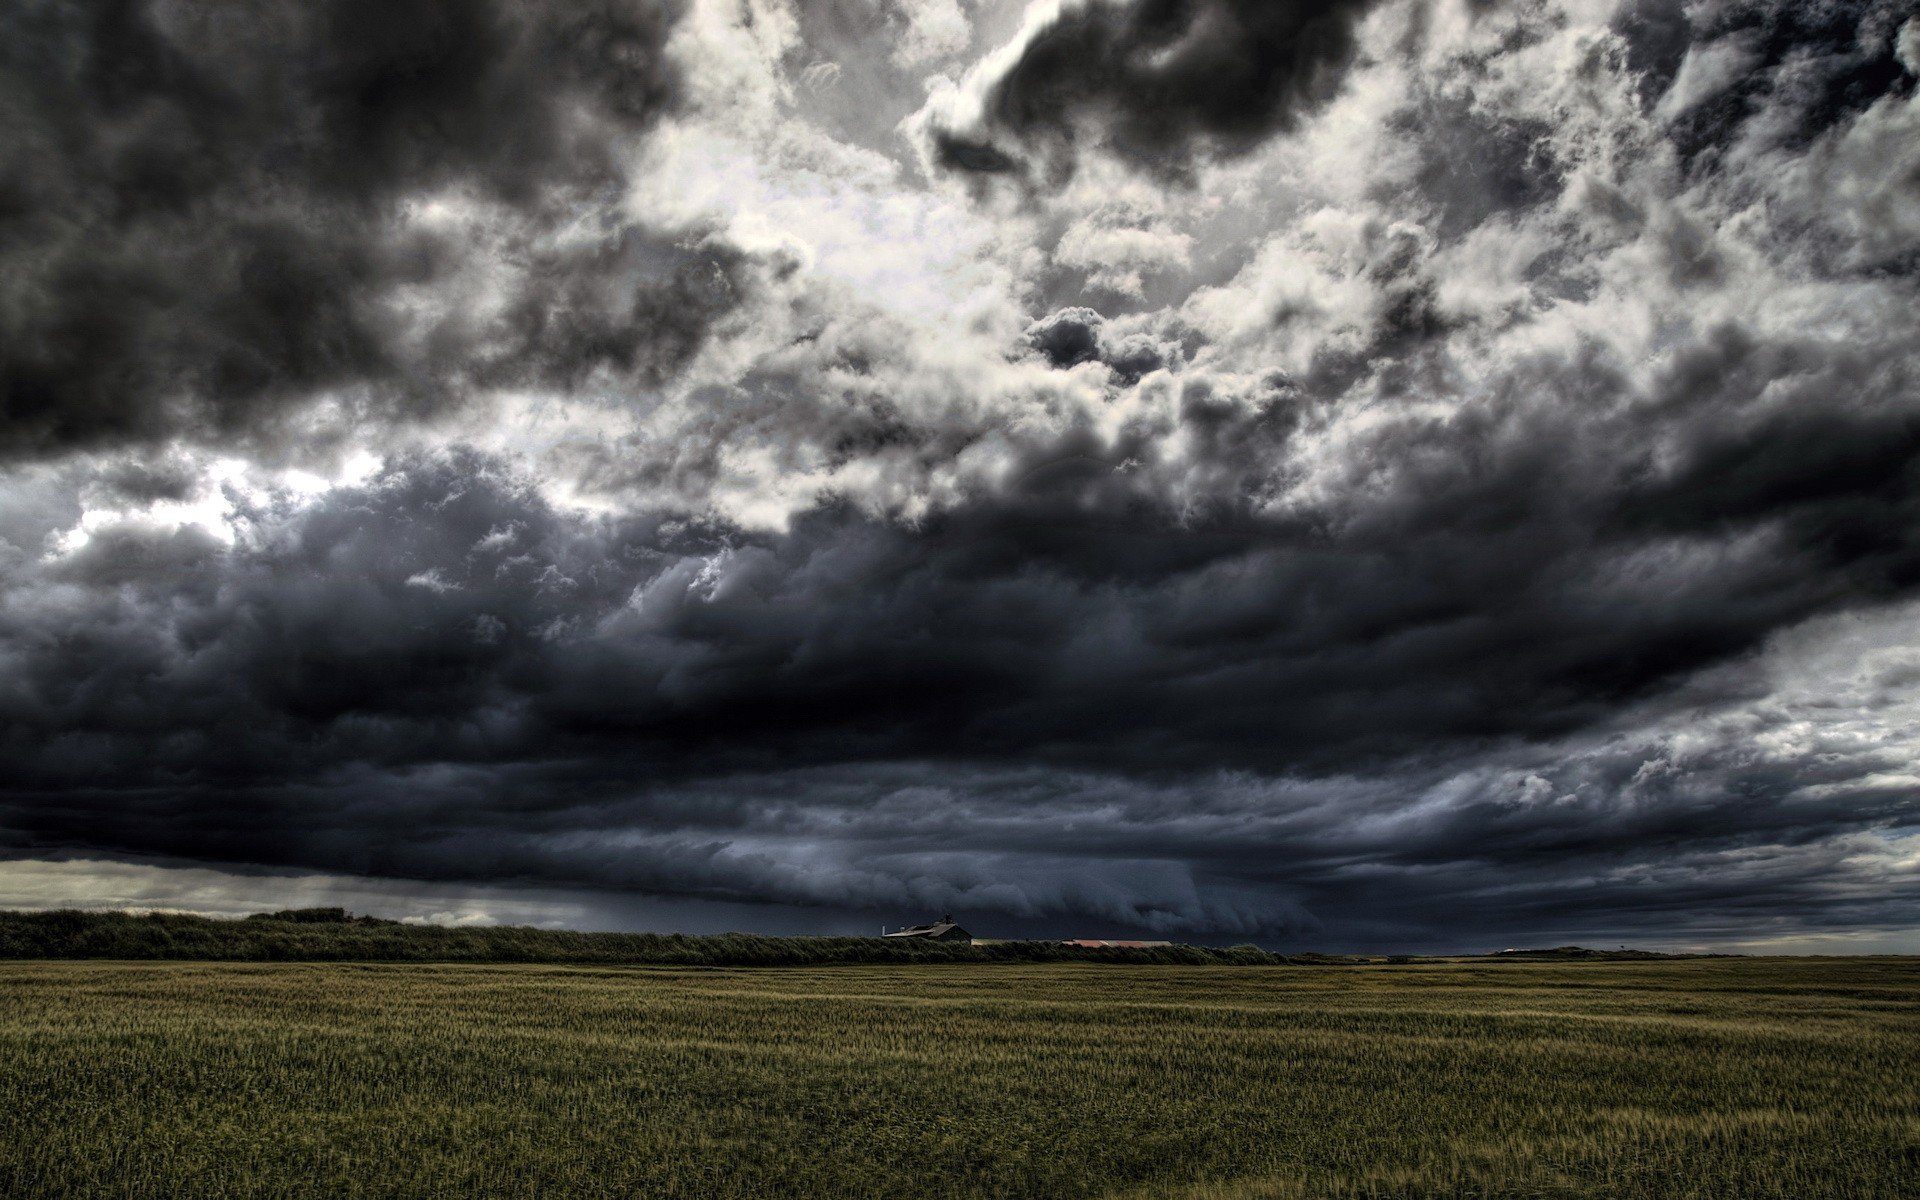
0 909 1290 966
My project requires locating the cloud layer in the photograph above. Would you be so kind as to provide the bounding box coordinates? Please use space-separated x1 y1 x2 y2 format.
1 0 1917 948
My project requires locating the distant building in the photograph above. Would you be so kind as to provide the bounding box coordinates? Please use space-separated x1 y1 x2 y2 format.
884 914 972 943
1061 939 1172 948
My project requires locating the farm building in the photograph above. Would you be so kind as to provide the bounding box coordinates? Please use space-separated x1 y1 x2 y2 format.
884 915 971 943
1061 939 1172 949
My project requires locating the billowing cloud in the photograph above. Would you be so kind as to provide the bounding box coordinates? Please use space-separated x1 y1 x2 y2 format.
920 0 1381 184
0 0 709 459
1 0 1918 950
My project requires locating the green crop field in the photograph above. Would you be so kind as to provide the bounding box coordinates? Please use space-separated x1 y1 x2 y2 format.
3 959 1917 1199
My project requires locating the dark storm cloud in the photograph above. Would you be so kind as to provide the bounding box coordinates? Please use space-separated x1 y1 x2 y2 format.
1619 0 1915 160
1025 307 1174 382
931 0 1380 183
4 0 1920 948
0 0 699 459
7 300 1920 937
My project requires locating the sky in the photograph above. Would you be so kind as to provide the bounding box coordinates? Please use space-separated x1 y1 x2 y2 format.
2 0 1919 953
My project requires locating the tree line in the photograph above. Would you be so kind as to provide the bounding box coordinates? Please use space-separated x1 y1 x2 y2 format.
0 909 1292 966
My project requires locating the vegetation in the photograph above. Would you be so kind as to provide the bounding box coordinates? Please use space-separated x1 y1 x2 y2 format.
3 957 1915 1198
244 907 396 924
0 909 1286 966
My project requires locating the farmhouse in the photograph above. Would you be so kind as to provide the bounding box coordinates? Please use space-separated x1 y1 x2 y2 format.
884 914 971 943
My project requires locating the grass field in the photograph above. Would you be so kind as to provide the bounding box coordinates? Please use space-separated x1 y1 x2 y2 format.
3 959 1917 1198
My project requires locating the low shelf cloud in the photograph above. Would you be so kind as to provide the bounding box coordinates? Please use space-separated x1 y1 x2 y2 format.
2 0 1918 951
